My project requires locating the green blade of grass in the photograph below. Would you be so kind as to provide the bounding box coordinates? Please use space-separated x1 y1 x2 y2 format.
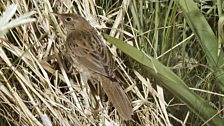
104 34 224 126
176 0 224 92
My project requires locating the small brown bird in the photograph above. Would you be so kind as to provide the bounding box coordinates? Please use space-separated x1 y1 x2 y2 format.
53 13 132 120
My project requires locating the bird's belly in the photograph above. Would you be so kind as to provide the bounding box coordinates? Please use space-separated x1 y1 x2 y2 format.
70 54 92 80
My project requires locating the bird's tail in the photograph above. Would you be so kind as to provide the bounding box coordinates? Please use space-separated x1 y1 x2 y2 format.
101 76 132 120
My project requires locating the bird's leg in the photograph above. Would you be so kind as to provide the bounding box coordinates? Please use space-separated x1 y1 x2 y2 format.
88 79 102 118
79 72 91 115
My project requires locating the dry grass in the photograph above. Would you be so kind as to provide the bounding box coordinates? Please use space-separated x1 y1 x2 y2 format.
0 1 169 126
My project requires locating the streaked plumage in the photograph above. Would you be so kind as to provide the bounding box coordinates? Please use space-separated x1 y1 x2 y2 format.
54 13 132 120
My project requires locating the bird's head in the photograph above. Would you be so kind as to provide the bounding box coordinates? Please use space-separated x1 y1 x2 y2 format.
52 13 92 33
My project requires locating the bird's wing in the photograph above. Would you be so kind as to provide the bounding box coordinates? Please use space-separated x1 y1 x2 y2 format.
66 31 113 77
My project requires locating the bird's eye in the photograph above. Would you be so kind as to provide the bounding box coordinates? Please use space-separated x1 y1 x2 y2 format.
65 17 72 22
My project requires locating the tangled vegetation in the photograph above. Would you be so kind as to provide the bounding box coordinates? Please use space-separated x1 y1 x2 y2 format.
0 0 223 126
